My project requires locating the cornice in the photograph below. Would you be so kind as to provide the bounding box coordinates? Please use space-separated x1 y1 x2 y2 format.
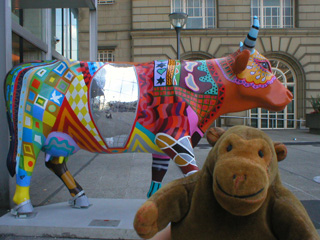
131 28 320 38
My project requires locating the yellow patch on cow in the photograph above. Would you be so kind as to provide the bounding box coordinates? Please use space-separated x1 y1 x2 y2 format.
13 185 30 205
43 111 56 127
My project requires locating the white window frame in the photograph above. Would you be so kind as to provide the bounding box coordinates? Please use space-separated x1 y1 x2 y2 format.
171 0 216 29
251 0 294 28
98 0 115 5
97 49 115 62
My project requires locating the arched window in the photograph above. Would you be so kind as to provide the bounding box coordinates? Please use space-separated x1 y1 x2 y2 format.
181 51 212 60
171 0 216 29
251 0 294 28
250 59 296 129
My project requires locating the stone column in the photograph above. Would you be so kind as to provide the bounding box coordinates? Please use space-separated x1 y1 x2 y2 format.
89 0 98 61
0 0 12 210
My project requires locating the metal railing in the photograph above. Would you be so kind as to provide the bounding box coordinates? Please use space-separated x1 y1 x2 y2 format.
216 115 306 129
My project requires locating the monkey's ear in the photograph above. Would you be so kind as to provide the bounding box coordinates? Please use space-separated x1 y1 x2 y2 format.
206 127 225 146
274 142 287 162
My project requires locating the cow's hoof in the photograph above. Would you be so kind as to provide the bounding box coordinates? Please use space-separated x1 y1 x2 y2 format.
74 195 90 208
69 191 91 208
11 200 35 218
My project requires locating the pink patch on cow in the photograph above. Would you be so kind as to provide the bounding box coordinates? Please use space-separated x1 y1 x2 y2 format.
187 106 199 136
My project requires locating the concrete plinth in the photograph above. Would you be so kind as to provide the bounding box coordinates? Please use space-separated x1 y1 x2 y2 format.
0 199 144 239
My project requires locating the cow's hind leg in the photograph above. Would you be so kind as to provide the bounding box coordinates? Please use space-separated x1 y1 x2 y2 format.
12 141 41 215
147 154 170 198
45 156 90 208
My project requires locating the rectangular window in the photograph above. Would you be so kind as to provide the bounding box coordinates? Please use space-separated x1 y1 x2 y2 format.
22 9 44 41
98 50 115 62
251 0 294 28
171 0 215 29
54 8 78 59
12 33 43 66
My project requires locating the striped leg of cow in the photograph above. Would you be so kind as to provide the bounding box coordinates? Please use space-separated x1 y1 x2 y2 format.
45 156 90 208
155 133 199 177
147 154 170 198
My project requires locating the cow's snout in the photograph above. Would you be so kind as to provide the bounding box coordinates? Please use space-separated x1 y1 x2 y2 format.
260 79 293 111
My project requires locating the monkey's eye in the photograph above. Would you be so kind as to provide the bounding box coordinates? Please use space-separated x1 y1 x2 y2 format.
227 144 233 152
258 150 264 158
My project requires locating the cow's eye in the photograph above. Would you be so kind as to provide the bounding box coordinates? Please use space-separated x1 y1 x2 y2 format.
260 61 271 72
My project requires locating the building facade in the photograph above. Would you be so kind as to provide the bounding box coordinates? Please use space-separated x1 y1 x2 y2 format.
79 0 320 129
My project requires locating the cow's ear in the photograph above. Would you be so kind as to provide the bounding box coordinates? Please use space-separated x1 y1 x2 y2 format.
206 127 225 146
232 49 251 74
274 142 287 162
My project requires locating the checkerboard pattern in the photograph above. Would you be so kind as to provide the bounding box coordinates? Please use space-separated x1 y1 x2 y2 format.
65 74 105 146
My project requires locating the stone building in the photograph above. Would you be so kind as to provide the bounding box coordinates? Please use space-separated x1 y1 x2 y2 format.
78 0 320 129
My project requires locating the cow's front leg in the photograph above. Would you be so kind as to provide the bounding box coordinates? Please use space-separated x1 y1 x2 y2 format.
45 156 90 208
148 154 170 198
155 133 199 177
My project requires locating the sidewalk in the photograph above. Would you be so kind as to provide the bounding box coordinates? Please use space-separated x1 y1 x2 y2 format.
0 128 319 239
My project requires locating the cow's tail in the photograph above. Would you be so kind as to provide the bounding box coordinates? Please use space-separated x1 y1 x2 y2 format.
4 69 18 177
6 108 16 177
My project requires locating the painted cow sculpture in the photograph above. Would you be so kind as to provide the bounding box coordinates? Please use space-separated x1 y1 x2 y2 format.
4 17 292 215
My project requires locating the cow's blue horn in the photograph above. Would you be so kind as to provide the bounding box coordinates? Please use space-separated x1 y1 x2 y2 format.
239 41 244 51
243 16 259 53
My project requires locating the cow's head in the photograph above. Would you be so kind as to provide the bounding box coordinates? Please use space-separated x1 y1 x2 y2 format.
221 17 293 114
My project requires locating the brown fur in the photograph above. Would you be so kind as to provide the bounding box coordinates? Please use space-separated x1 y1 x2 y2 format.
134 126 319 240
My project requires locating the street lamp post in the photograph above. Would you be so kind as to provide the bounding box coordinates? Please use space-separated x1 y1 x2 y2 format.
169 12 188 60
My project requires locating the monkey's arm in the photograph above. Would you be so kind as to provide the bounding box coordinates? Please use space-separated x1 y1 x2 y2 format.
134 173 198 239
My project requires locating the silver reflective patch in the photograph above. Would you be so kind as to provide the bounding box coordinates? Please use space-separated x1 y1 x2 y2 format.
90 63 139 148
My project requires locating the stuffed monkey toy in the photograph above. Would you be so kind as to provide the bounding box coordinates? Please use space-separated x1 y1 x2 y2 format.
134 126 319 240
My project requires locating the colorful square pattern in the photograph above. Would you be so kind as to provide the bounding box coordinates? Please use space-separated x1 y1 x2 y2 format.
49 89 64 106
33 105 45 121
39 83 55 99
35 95 48 109
27 90 37 103
45 72 59 87
53 62 68 76
64 71 74 82
56 79 69 94
36 68 48 78
31 79 41 90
